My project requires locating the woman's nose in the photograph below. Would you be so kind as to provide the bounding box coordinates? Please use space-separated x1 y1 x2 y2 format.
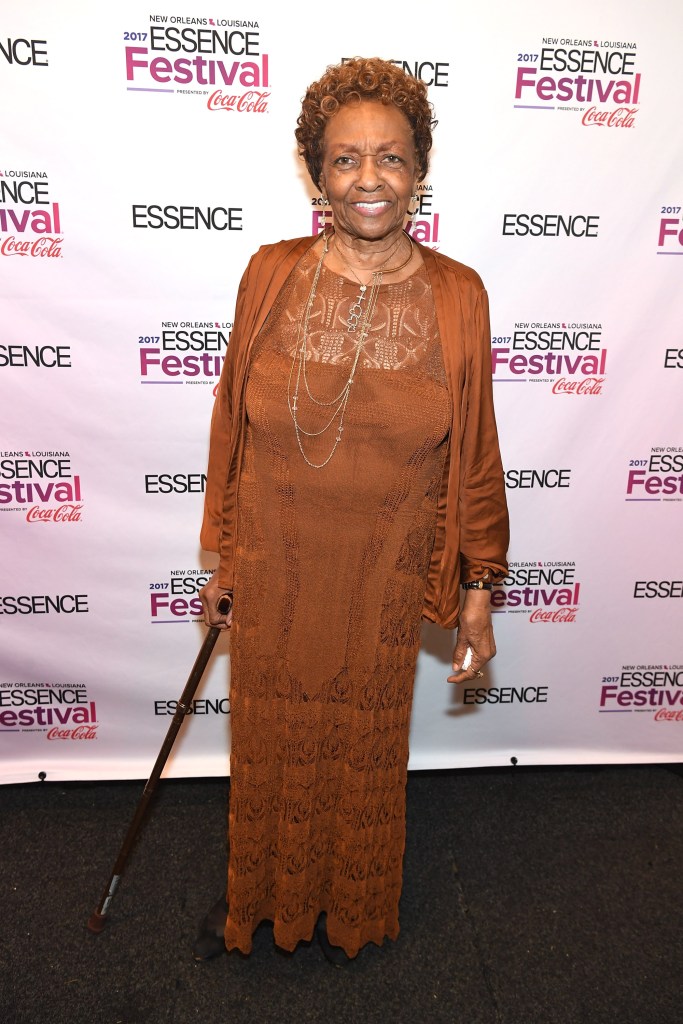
356 155 383 191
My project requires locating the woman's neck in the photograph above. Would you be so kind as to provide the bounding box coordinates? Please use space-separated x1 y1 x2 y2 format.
327 228 414 281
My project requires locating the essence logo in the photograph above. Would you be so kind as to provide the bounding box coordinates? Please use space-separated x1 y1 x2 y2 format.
0 594 88 615
0 344 71 368
461 685 549 706
144 473 206 494
513 40 640 125
341 56 449 87
502 213 599 237
625 449 683 501
599 667 683 720
492 323 606 394
664 348 683 369
132 205 242 230
633 580 683 599
657 206 683 255
505 468 571 489
154 697 229 715
0 38 48 66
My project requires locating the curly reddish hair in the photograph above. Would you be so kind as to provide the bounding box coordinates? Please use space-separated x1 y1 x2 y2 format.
295 57 437 188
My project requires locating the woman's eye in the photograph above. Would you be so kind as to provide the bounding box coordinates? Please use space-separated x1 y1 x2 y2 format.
333 156 355 166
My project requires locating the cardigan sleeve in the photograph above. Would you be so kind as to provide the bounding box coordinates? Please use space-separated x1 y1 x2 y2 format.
199 236 317 589
458 286 509 583
199 252 257 586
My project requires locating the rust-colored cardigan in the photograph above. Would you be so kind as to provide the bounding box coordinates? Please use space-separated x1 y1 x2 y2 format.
200 235 509 629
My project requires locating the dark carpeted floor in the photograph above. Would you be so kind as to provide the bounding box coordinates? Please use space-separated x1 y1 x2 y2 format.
1 764 681 1024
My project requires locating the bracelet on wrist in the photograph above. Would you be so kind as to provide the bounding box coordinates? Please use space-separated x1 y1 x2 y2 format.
462 580 493 591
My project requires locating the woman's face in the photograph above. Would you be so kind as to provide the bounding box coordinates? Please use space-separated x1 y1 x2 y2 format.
319 100 418 244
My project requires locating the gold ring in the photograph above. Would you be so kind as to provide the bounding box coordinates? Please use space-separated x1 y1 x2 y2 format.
475 670 484 679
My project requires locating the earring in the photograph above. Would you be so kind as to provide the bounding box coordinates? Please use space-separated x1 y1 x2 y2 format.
408 193 419 220
320 193 330 206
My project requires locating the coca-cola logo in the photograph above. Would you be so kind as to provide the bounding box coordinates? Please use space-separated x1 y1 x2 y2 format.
552 376 604 395
47 725 98 740
26 503 83 523
582 106 637 128
1 235 63 258
654 710 683 722
207 89 269 113
530 607 578 623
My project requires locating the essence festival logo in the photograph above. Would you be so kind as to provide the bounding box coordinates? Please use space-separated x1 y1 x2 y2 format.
492 322 606 394
149 569 213 622
0 170 63 259
657 205 683 256
625 448 683 502
406 185 441 249
513 38 640 126
138 321 231 392
505 467 572 490
0 682 97 740
0 450 83 522
313 185 442 247
491 560 580 622
599 666 683 721
124 16 270 113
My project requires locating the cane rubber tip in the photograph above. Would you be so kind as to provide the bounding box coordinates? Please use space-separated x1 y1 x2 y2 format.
87 912 107 934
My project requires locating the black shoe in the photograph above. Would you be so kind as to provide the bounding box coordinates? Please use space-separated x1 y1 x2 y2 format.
193 895 228 962
315 914 351 967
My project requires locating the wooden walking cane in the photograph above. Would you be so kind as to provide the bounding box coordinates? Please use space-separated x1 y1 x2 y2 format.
87 593 233 933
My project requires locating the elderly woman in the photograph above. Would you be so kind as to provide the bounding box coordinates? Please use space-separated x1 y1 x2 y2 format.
196 57 509 965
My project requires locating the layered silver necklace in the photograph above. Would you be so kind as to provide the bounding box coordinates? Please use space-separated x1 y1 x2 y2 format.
287 232 414 469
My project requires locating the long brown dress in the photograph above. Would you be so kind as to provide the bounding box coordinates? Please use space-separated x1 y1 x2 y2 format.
226 248 452 957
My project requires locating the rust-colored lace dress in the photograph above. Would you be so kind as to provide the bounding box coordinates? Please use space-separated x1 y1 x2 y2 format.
226 249 451 957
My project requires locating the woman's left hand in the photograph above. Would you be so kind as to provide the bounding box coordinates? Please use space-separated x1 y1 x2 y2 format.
448 590 497 683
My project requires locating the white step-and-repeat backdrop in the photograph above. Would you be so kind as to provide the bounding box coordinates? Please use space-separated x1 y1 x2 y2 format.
2 0 681 782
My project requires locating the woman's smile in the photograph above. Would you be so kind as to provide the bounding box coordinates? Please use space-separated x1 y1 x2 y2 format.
352 200 392 215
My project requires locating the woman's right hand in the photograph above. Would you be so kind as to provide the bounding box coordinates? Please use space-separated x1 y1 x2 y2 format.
199 570 233 631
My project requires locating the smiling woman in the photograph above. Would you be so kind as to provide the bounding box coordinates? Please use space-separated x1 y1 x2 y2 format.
196 56 509 967
319 102 417 248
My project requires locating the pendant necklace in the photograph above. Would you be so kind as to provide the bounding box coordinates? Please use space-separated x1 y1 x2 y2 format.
287 232 414 469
